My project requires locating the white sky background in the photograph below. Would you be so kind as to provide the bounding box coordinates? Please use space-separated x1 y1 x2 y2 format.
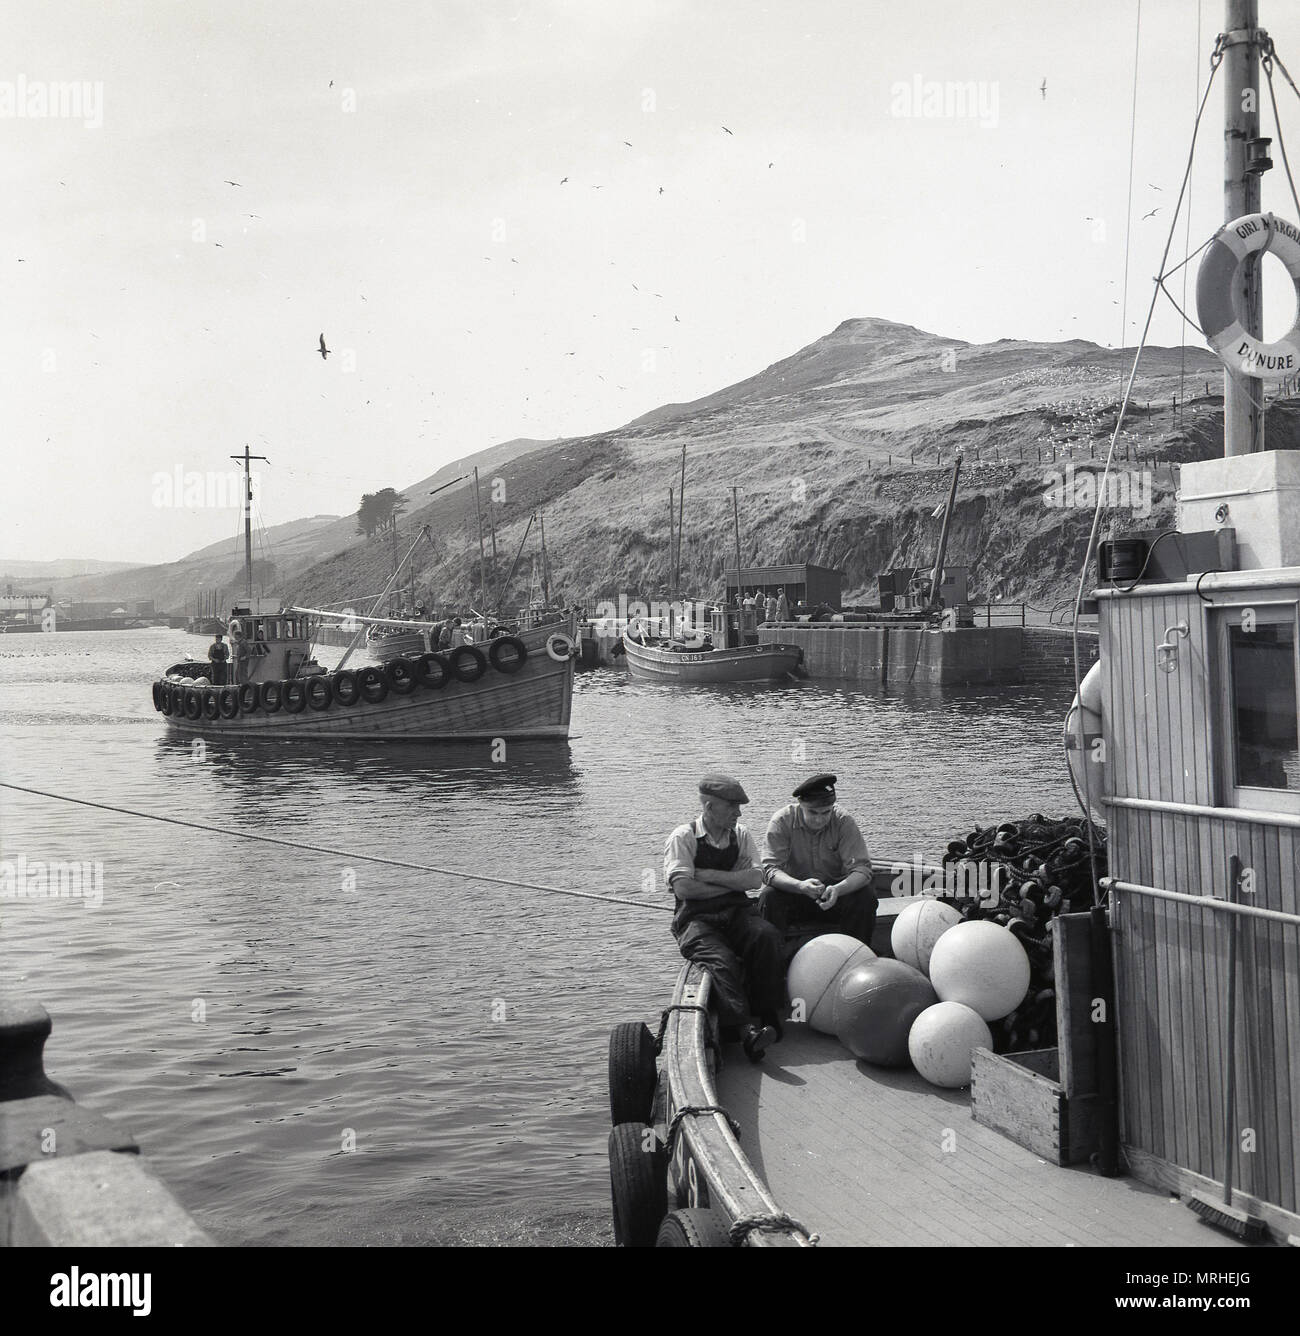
5 0 1300 565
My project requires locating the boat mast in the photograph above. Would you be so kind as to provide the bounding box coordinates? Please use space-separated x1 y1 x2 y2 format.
731 486 743 595
231 444 269 604
539 510 551 605
676 443 687 598
473 467 490 615
1223 0 1268 455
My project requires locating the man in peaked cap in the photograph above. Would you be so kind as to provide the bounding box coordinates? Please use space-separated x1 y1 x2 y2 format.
759 773 877 954
663 773 785 1062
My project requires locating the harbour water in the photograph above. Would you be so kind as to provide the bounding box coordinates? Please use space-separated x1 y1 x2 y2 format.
0 628 1081 1245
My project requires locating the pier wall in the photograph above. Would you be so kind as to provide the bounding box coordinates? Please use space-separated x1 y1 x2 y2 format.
0 999 212 1247
759 623 1024 685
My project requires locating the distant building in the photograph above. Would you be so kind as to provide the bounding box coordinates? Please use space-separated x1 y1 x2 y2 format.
723 563 843 611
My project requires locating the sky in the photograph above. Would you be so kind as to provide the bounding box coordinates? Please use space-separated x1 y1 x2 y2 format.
5 0 1300 566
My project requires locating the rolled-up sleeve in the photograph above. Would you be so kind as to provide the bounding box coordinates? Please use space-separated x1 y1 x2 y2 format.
834 813 873 877
761 809 793 874
663 823 696 890
735 825 759 871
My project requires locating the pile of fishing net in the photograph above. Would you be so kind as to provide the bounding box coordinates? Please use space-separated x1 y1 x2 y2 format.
940 814 1106 1055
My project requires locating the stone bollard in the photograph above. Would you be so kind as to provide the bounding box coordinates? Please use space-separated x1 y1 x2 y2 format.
0 997 213 1246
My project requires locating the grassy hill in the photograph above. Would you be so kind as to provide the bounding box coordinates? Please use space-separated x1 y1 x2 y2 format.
285 317 1255 617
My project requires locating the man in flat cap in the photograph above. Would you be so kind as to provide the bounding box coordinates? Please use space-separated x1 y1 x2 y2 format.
663 774 785 1062
759 773 877 953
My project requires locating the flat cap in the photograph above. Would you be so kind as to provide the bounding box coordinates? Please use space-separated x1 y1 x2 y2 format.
793 773 837 805
698 773 749 803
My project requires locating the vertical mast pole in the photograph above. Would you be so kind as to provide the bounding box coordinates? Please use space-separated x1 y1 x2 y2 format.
539 510 551 605
473 467 489 614
732 486 742 602
668 487 675 593
230 444 269 605
676 443 687 599
1223 0 1265 455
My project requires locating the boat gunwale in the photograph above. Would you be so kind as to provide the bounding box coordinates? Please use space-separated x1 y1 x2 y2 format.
662 962 810 1248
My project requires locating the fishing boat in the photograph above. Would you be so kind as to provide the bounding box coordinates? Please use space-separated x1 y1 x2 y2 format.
607 0 1300 1248
622 604 804 684
149 453 578 740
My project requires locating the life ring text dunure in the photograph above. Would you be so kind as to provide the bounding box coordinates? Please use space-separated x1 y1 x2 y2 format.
1196 212 1300 382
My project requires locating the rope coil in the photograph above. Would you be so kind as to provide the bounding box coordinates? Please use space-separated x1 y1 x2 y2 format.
728 1212 821 1247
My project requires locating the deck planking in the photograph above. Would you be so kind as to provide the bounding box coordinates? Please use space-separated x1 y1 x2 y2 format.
716 1025 1250 1248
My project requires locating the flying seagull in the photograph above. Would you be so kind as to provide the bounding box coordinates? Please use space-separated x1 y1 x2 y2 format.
318 334 330 360
225 180 242 187
1040 79 1047 100
1142 207 1160 220
560 176 569 184
722 125 733 135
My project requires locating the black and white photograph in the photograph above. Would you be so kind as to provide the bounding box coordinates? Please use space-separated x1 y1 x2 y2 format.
1 0 1297 1300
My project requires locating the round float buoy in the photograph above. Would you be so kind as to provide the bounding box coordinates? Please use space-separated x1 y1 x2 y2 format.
489 635 528 674
1196 212 1300 381
787 933 876 1034
415 652 448 690
831 957 937 1066
1064 660 1104 819
927 920 1031 1022
891 899 963 976
608 1122 667 1247
608 1022 658 1125
907 1001 992 1088
546 632 575 662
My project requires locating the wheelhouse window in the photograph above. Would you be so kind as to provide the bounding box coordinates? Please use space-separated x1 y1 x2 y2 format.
1220 604 1300 811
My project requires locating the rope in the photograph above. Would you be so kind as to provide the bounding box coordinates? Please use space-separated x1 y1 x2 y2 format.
654 1003 710 1055
0 781 673 915
729 1212 820 1247
1069 29 1225 900
664 1103 741 1158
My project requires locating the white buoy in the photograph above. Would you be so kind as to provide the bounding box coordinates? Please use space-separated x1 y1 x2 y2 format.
908 1001 992 1087
927 920 1031 1021
891 899 963 975
787 933 876 1033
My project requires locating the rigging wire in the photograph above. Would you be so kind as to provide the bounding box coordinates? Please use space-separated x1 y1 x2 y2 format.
0 780 673 916
1070 27 1226 904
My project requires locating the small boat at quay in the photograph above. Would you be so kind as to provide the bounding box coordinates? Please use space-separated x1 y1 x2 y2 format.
606 0 1300 1249
622 604 804 684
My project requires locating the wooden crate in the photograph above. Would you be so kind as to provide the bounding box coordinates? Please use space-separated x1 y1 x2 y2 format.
971 1046 1100 1166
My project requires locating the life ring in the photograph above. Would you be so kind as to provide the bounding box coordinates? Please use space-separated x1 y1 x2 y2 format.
238 683 260 713
218 686 240 719
228 617 246 640
489 635 528 675
357 665 389 704
201 688 221 721
1064 661 1104 818
1196 212 1300 381
546 632 575 662
282 679 307 713
415 652 449 690
259 680 283 712
331 669 360 706
386 657 419 695
306 676 332 711
449 644 488 683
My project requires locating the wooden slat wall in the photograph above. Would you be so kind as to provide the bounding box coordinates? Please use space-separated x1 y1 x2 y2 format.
1110 804 1300 1214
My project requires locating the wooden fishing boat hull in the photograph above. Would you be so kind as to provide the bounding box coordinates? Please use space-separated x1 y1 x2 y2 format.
622 637 803 683
153 624 575 741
